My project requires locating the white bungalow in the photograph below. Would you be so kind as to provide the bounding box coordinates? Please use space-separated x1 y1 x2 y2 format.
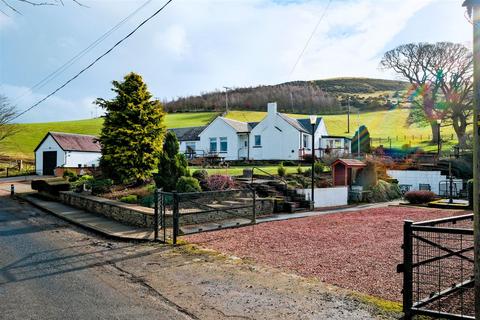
249 103 328 160
178 102 347 161
34 132 101 176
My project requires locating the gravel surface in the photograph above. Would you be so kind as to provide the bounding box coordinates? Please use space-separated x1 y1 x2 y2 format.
185 206 470 302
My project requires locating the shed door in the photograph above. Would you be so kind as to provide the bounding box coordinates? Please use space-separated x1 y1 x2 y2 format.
42 151 57 175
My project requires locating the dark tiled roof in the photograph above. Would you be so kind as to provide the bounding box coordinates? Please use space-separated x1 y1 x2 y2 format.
297 118 323 134
169 126 206 141
48 132 101 152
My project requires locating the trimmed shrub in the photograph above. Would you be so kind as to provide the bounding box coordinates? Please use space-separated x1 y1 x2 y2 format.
63 170 77 181
303 168 312 177
192 169 209 190
176 176 202 193
367 180 401 203
120 195 138 204
206 174 235 191
356 161 378 189
314 162 325 175
404 190 436 204
90 178 113 195
71 175 95 192
277 162 286 177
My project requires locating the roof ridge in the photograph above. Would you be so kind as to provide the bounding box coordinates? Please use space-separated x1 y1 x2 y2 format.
50 131 97 137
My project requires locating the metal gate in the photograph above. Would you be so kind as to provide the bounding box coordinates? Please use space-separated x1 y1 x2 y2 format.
398 214 474 319
153 188 256 244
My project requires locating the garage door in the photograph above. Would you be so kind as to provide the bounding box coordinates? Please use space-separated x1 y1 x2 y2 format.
42 151 57 176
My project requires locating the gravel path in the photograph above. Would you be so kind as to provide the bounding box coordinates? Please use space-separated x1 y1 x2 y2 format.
185 206 470 302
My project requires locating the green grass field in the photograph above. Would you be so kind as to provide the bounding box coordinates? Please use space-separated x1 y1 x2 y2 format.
0 108 465 160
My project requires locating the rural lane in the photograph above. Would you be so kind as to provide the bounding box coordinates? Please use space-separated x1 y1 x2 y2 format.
0 194 191 320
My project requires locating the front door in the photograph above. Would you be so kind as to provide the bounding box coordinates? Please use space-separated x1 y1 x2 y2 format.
42 151 57 175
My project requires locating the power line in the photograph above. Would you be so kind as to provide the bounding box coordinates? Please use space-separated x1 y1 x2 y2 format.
289 0 332 77
12 0 154 104
11 0 174 122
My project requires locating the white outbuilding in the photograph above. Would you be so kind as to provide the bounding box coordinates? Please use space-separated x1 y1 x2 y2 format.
34 132 101 176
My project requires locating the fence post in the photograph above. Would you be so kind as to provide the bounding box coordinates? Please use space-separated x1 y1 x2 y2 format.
252 187 256 225
403 220 414 320
153 189 159 242
172 192 179 245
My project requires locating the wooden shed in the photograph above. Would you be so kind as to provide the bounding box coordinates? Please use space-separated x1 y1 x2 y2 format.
332 159 366 187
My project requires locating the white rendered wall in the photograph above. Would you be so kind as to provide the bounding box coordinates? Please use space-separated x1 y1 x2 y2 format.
35 135 66 175
250 104 302 160
298 186 349 208
387 170 463 195
198 118 240 161
65 151 101 167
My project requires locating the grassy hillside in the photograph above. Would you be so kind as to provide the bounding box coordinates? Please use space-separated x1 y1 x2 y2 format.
1 112 217 160
1 109 464 160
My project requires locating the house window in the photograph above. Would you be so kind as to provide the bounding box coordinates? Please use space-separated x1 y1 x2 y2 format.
220 137 228 152
254 135 261 146
209 138 217 152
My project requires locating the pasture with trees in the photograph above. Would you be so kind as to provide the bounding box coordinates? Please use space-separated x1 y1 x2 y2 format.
381 42 473 147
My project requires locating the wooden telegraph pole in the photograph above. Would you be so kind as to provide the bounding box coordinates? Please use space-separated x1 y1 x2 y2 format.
463 1 480 318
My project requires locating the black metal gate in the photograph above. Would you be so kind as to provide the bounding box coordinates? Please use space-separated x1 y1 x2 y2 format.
398 214 474 319
153 188 256 244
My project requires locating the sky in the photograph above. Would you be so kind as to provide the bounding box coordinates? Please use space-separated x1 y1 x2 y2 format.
0 0 473 123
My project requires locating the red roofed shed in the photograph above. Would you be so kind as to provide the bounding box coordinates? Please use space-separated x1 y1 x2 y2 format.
332 158 366 187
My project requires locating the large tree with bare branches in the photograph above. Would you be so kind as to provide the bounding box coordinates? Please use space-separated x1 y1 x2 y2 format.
0 95 18 148
0 0 86 15
381 42 473 147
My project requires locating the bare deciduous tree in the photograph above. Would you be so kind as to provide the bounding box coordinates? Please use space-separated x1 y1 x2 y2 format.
381 42 473 146
0 0 86 15
0 95 18 146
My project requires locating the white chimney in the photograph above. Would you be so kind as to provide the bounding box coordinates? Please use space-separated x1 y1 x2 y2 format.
267 102 277 116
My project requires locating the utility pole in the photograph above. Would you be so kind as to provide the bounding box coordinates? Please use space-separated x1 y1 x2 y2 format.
463 1 480 318
347 97 351 133
223 86 231 115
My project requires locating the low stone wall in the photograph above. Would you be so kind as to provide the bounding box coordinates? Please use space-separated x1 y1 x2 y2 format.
59 191 274 228
59 191 154 228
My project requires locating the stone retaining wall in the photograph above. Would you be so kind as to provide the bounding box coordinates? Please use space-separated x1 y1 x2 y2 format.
59 191 154 228
59 191 274 228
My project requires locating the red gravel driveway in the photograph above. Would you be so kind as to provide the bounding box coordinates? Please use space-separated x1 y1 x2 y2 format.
185 206 469 302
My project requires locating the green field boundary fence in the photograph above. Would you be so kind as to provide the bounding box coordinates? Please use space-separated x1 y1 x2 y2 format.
370 134 461 147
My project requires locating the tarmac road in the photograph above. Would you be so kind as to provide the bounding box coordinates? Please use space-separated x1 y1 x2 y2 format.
0 194 192 320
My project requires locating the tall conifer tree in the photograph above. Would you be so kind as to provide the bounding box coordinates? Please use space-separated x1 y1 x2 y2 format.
95 72 166 183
